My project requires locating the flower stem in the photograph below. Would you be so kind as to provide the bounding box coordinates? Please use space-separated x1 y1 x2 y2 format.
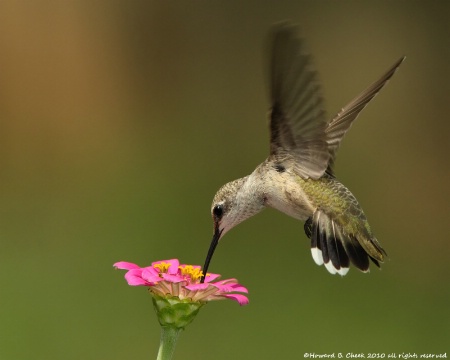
156 326 182 360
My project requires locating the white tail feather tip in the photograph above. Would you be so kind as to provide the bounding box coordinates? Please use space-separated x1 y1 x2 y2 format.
337 267 349 276
311 248 324 266
324 261 338 275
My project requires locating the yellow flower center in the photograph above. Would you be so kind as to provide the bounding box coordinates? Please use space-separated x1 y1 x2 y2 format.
178 265 204 282
154 262 171 273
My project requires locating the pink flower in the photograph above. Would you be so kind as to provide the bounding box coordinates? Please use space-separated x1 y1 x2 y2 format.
114 259 249 306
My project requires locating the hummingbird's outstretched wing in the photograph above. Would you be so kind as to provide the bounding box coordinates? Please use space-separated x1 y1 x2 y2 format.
269 23 329 179
269 23 405 179
325 56 406 175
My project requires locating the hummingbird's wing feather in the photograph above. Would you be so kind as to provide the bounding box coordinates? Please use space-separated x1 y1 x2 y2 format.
325 56 405 175
269 24 330 179
269 24 405 178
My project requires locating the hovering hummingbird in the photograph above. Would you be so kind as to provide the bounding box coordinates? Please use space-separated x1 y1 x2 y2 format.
201 24 404 280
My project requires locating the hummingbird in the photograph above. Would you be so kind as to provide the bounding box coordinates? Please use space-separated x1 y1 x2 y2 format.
201 24 405 280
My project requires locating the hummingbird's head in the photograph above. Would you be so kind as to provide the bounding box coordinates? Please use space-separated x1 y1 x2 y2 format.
210 176 250 239
201 176 263 282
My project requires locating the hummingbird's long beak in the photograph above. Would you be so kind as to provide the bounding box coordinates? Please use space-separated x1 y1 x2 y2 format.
200 223 223 283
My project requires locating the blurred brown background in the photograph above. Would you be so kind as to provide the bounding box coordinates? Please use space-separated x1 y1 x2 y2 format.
0 1 449 359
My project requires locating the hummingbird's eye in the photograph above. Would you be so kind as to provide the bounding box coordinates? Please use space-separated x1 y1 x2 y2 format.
213 204 224 219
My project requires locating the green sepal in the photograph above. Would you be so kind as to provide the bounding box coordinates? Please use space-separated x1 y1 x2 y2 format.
151 294 205 329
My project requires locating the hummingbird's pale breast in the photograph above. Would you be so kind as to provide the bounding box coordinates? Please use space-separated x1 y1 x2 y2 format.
256 160 314 221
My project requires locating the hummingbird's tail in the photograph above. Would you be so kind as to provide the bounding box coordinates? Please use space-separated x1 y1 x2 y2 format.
305 209 386 276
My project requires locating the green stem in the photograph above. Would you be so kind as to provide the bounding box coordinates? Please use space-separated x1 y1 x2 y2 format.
156 326 182 360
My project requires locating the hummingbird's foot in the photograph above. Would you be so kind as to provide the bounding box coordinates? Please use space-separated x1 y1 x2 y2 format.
304 217 312 239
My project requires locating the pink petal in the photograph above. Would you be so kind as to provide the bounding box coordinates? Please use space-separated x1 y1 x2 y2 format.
185 283 210 291
223 294 249 306
151 259 180 274
142 265 159 273
213 284 232 292
212 280 248 294
204 273 221 282
215 278 238 284
124 269 148 286
166 259 180 274
219 283 249 293
229 285 248 293
141 268 163 283
161 273 185 283
114 261 141 270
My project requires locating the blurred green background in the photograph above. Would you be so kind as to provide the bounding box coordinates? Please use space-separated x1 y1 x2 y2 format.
1 1 449 359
